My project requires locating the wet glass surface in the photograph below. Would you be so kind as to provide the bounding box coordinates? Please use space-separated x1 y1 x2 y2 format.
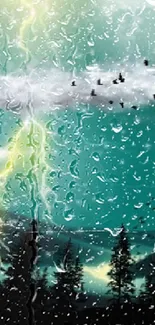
0 0 155 324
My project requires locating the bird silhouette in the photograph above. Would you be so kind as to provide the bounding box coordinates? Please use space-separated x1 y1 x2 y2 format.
109 100 113 104
153 94 155 100
71 81 76 86
131 105 138 110
144 59 149 66
120 102 124 108
118 73 125 83
97 79 103 85
91 89 97 96
113 79 118 84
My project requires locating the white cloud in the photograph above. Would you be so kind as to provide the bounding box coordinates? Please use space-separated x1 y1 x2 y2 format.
0 63 154 118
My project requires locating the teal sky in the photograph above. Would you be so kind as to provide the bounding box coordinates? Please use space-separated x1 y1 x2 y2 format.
0 0 154 232
1 105 155 231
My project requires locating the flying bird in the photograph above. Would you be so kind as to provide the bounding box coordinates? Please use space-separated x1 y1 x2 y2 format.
120 102 124 108
131 105 138 110
144 59 149 66
97 79 103 85
109 100 113 104
71 81 76 86
118 73 125 83
91 89 97 97
113 79 118 84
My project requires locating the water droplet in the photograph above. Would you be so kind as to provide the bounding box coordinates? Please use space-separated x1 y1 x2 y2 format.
133 174 141 181
92 152 100 162
79 215 85 220
66 192 74 203
108 196 118 202
95 192 105 204
54 202 59 208
64 209 74 221
69 181 76 189
20 181 27 192
52 185 60 192
104 228 122 237
15 173 23 181
58 125 65 136
46 120 54 131
96 172 106 183
112 125 123 133
134 203 143 209
137 130 143 138
69 160 79 177
92 167 98 174
50 171 57 178
82 199 86 208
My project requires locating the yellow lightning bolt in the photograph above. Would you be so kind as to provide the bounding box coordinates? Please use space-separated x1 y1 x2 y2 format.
28 118 52 217
18 0 49 62
0 124 25 184
0 118 52 219
19 0 36 62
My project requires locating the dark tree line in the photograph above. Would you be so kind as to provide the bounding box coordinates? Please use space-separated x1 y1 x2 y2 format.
0 229 85 325
0 224 155 324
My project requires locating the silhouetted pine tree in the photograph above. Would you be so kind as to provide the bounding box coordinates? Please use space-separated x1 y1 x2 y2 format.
54 239 83 295
74 255 83 290
136 261 155 325
35 267 51 325
0 231 32 325
107 224 135 306
51 239 83 322
144 256 155 305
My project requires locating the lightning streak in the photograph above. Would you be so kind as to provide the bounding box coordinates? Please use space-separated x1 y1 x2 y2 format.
0 119 52 220
18 0 49 62
27 119 52 219
19 0 36 62
19 10 35 61
0 125 25 184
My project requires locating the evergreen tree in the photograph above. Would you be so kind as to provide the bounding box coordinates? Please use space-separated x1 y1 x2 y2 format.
0 231 32 325
35 267 51 325
51 239 83 322
137 260 155 325
54 239 83 296
144 255 155 304
74 255 83 290
107 224 135 306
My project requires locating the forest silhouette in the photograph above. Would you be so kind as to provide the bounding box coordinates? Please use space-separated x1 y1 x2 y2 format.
0 224 154 325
